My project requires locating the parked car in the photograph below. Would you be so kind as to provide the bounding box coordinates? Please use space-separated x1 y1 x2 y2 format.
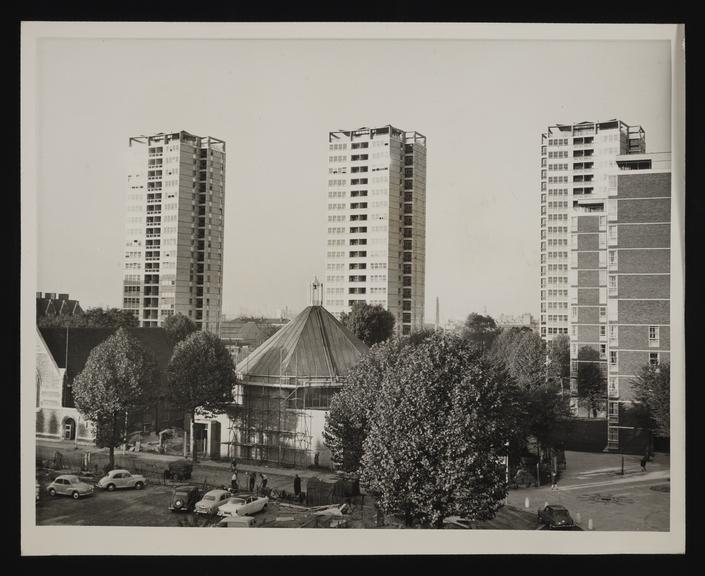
169 485 203 512
216 515 256 528
47 475 95 499
96 469 147 491
538 504 576 529
164 459 193 481
216 493 269 517
194 489 232 515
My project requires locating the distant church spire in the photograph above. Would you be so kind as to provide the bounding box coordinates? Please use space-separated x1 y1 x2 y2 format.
311 277 324 306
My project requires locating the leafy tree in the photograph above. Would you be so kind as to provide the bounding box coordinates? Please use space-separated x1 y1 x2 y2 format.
631 362 670 438
346 332 518 528
490 328 545 389
576 346 605 417
461 313 500 355
324 341 401 472
166 331 235 461
340 302 396 346
547 334 571 389
72 328 158 469
490 328 569 462
38 307 138 329
162 313 198 345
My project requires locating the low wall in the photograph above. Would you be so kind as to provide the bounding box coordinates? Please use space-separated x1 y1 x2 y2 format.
551 418 608 452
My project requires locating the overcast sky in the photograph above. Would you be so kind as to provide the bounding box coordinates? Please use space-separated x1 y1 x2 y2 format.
34 37 671 323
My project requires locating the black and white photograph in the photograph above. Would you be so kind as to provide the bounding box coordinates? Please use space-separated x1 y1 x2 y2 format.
20 22 686 555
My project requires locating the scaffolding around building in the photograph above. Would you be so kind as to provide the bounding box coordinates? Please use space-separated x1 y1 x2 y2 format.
222 375 340 468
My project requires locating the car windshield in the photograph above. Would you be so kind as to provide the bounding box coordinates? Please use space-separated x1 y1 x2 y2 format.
228 498 245 505
68 478 80 484
553 510 571 520
203 495 215 501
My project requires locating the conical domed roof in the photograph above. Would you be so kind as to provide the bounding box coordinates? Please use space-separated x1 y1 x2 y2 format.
236 305 369 382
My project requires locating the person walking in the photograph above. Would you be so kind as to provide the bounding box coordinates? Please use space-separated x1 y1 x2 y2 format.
260 473 268 494
249 471 256 492
640 454 648 472
550 469 558 491
231 471 239 492
293 474 302 502
231 458 238 472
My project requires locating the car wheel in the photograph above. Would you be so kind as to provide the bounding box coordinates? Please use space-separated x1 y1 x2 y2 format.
72 491 80 500
135 482 144 490
107 484 116 492
48 488 56 497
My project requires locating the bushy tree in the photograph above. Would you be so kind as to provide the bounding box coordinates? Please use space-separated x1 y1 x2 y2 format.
547 334 571 388
162 313 198 345
38 307 138 329
340 302 396 346
461 313 500 355
631 362 670 438
490 328 546 388
329 331 519 527
166 331 235 461
490 328 569 461
577 346 605 417
72 328 158 469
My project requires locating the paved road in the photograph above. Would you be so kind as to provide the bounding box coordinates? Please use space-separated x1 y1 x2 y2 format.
506 451 670 531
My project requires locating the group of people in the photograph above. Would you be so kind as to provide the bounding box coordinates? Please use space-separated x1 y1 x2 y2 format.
230 460 269 494
229 459 304 501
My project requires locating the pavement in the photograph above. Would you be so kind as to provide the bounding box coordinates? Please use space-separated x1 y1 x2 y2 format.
505 450 670 531
36 440 670 531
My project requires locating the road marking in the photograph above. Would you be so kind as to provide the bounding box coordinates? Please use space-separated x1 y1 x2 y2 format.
556 471 669 492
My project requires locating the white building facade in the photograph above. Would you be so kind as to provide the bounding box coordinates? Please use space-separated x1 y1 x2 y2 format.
325 125 427 336
123 131 226 332
540 120 645 343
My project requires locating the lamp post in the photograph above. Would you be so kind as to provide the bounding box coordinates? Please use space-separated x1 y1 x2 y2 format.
504 441 510 505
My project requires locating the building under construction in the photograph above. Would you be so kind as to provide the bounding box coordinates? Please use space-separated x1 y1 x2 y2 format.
195 304 368 468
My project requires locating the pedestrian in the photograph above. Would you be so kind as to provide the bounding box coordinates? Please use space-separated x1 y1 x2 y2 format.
551 469 558 491
231 458 238 472
640 454 648 472
231 471 238 492
249 471 256 492
293 474 301 501
260 473 268 494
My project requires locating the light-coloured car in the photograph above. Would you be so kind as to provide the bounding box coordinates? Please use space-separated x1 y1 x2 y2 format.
47 475 95 499
216 515 256 528
194 489 232 515
216 494 269 517
96 469 147 491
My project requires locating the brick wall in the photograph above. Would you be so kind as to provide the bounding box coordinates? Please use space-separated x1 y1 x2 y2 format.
618 274 669 299
618 223 670 248
617 172 671 199
577 252 599 269
618 198 671 224
618 249 670 274
618 300 669 325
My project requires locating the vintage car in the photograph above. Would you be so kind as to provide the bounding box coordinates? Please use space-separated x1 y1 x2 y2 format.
194 489 232 515
216 493 269 517
216 515 256 528
169 485 203 512
46 475 95 499
538 504 576 529
164 459 193 481
96 469 147 491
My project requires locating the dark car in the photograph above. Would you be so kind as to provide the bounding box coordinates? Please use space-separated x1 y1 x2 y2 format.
169 485 203 512
538 504 576 529
165 459 193 481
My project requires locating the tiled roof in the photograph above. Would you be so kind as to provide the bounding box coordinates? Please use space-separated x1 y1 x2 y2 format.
38 327 175 386
236 306 368 381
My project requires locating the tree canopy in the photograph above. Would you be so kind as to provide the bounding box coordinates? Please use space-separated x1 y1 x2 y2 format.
162 313 198 345
166 331 235 460
576 346 605 417
38 307 138 329
326 331 520 527
72 328 158 468
489 327 546 389
340 302 396 346
631 362 670 438
546 334 571 386
461 313 500 354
